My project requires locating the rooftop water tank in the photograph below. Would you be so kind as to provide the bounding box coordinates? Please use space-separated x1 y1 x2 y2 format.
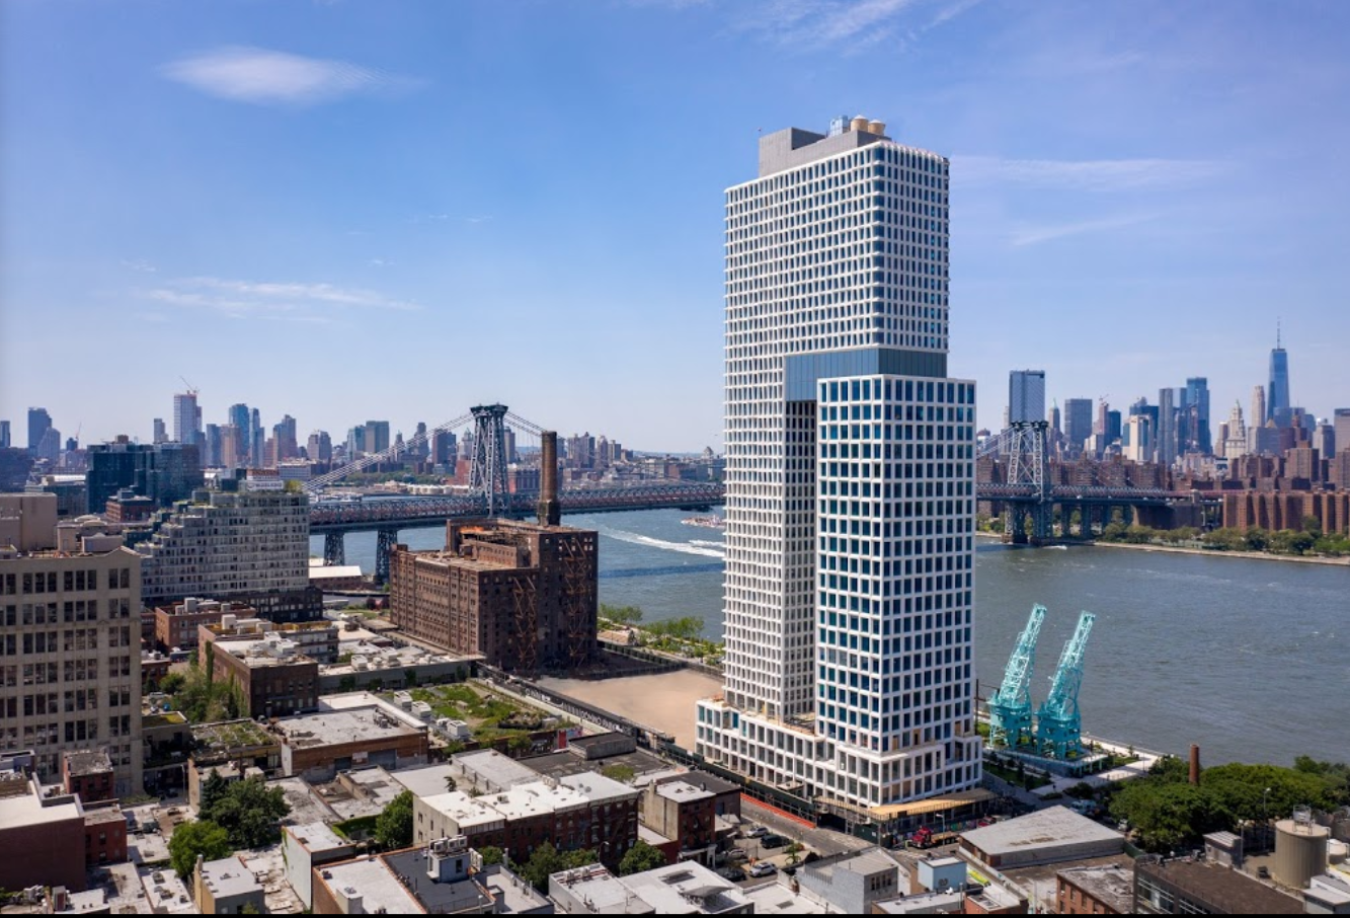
1274 809 1330 889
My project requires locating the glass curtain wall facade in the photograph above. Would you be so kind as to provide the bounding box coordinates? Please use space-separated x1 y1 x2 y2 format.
696 118 981 812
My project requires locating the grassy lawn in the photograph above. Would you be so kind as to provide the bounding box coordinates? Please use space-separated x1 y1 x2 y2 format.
405 682 549 744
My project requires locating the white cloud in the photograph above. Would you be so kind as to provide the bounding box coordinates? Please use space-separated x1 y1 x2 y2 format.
120 259 157 273
161 46 413 105
143 276 421 321
732 0 975 47
955 156 1228 192
1009 213 1159 247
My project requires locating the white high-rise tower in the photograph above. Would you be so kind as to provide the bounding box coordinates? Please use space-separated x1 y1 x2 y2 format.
697 116 981 819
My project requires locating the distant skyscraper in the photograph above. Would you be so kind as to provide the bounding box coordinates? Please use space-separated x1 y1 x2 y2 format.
1008 370 1046 425
1063 398 1094 454
1181 378 1212 455
1048 402 1061 436
1333 409 1350 456
1312 421 1335 462
27 407 52 454
1220 402 1247 459
204 424 223 467
432 430 458 466
347 425 366 458
307 430 332 463
364 421 391 455
696 116 981 812
1268 327 1290 424
273 415 298 461
35 427 62 462
1157 388 1177 468
173 392 202 446
250 408 264 467
152 418 167 444
1251 386 1266 435
228 404 251 463
0 420 9 449
1124 415 1153 463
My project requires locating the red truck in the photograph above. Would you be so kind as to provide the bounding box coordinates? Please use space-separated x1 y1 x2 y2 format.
908 826 958 849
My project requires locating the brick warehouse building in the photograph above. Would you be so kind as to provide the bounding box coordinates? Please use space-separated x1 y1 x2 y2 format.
390 519 598 674
1222 489 1350 534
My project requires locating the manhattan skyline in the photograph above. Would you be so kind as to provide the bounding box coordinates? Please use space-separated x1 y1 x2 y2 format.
2 1 1349 449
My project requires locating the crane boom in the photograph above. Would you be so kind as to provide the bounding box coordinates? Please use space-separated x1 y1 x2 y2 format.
1035 611 1096 759
987 605 1047 749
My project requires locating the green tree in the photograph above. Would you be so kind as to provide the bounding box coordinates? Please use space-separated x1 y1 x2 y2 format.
158 672 187 695
600 604 643 625
374 790 415 850
169 820 232 877
619 840 668 876
444 775 458 794
1244 528 1270 551
1109 780 1224 852
520 842 597 891
784 841 805 867
1303 516 1324 540
200 776 291 849
478 846 504 866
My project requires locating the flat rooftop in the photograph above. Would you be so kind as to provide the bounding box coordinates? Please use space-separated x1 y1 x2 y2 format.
0 782 82 831
65 750 113 776
321 855 420 914
276 707 423 749
477 863 552 914
960 806 1123 857
489 780 586 822
559 771 639 805
1137 858 1303 914
522 748 668 782
455 749 543 791
420 791 506 831
384 848 494 913
550 864 648 913
271 776 339 826
655 780 714 804
741 879 829 915
1058 864 1133 912
200 855 261 900
390 763 461 800
285 822 349 854
620 862 749 915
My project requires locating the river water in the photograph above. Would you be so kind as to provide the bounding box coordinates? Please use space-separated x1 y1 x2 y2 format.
315 509 1349 767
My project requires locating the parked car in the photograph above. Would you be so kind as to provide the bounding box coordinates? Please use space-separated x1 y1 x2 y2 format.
725 847 748 862
718 866 746 882
740 825 768 839
748 862 777 878
760 834 789 849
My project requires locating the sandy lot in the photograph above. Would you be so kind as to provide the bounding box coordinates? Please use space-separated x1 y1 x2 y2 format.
539 669 723 749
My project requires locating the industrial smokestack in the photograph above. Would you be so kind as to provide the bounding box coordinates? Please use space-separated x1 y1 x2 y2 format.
1190 744 1201 785
538 431 560 527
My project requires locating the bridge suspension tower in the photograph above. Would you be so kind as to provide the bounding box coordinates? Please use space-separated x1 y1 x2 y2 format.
468 405 511 517
1004 420 1053 544
1035 611 1096 760
987 604 1047 749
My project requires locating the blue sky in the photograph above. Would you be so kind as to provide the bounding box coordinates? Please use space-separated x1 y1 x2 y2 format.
2 0 1348 452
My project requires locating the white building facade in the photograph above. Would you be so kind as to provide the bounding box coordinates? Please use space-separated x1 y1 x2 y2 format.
696 117 981 814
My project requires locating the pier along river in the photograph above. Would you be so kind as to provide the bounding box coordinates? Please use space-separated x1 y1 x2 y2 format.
317 508 1349 768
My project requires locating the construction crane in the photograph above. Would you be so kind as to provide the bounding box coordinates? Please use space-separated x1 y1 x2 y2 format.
1035 611 1096 760
987 605 1047 749
180 376 198 396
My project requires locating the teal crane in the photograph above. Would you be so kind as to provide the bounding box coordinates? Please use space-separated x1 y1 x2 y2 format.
1035 611 1096 759
987 605 1047 749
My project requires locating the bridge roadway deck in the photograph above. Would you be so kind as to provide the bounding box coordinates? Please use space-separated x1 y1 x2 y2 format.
309 483 1214 534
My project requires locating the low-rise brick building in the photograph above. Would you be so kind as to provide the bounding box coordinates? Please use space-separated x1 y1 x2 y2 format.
210 635 319 719
63 750 115 804
274 696 429 782
154 597 253 653
389 519 598 674
0 771 87 892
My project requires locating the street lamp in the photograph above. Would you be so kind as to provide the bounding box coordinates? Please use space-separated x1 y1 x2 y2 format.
1262 787 1272 852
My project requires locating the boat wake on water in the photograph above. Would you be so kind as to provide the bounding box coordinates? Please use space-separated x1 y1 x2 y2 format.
601 529 727 560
